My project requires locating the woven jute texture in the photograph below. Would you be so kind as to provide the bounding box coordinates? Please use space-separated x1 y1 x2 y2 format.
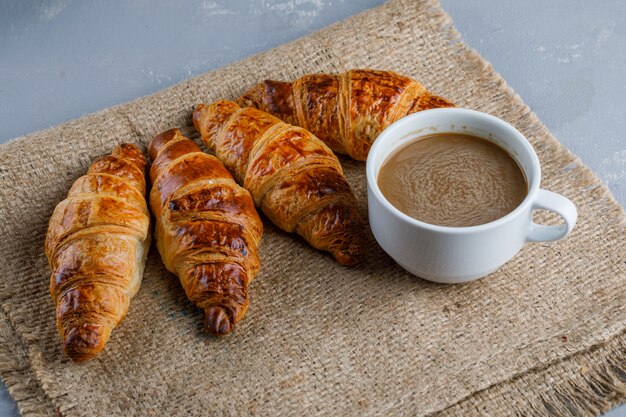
0 1 625 416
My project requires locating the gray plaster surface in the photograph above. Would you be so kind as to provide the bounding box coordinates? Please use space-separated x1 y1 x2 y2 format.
0 1 624 416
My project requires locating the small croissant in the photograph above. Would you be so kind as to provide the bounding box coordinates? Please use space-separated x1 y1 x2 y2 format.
149 129 263 335
193 100 365 266
45 144 151 362
237 69 454 161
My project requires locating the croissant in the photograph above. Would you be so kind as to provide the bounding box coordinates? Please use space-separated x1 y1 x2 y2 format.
45 144 150 362
193 100 366 266
236 69 454 161
149 129 263 335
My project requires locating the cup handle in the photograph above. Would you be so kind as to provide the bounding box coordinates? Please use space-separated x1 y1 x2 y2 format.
526 189 578 242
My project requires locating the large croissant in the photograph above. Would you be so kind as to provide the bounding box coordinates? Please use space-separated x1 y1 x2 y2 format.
237 69 454 161
149 129 263 335
45 144 150 362
193 100 365 266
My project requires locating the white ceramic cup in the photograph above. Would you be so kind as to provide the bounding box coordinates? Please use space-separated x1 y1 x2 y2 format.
366 108 577 284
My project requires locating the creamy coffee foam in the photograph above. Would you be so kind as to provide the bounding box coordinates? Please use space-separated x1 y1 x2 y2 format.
378 133 527 227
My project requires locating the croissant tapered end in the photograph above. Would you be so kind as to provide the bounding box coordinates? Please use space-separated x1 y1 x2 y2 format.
294 202 367 267
63 323 111 362
333 246 365 267
327 229 366 266
408 93 455 113
193 103 206 120
192 100 240 150
112 143 147 173
235 83 264 109
236 80 298 126
204 306 234 336
191 103 207 137
148 128 182 161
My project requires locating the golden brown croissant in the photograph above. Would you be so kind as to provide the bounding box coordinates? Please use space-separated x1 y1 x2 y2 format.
193 100 365 266
45 144 150 362
236 69 454 161
148 129 263 335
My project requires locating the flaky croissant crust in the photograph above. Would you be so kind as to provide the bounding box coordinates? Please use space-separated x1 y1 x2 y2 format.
45 143 150 362
237 69 454 161
149 129 263 335
193 100 365 266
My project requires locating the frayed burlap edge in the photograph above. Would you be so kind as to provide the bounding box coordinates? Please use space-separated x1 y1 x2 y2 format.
436 329 626 417
0 0 624 416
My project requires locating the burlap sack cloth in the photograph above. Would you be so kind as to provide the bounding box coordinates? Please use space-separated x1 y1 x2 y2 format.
0 0 625 416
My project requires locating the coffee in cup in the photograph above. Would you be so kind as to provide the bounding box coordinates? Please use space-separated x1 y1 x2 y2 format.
377 132 527 227
366 108 578 283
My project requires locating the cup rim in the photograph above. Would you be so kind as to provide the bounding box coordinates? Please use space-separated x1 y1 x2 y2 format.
366 108 542 234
